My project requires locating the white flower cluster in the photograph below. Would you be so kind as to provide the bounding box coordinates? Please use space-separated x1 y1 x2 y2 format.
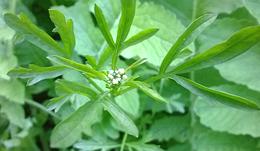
107 68 127 85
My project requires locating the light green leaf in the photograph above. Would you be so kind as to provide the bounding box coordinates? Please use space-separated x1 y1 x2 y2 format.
171 75 259 110
55 80 97 99
116 0 136 45
126 81 167 103
49 9 75 57
244 0 260 23
74 139 119 150
4 13 65 56
50 100 103 148
94 4 115 49
125 58 147 72
47 55 105 79
102 99 138 137
159 14 217 73
115 89 139 118
8 65 66 86
122 28 158 50
173 26 260 74
0 79 25 104
127 142 164 151
194 84 260 137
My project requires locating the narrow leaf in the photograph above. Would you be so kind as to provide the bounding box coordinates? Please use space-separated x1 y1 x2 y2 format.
126 81 167 103
160 14 217 73
94 5 115 49
122 28 159 50
171 75 259 110
49 9 75 57
4 13 64 56
125 58 147 72
47 55 105 79
50 100 103 148
172 26 260 74
102 99 139 137
8 65 66 86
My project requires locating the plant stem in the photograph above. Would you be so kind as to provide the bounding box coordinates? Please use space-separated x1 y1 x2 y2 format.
120 133 128 151
85 75 104 93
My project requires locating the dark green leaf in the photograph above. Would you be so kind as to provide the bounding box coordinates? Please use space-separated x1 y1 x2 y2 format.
159 14 217 73
171 75 259 110
94 5 115 49
102 99 138 137
172 26 260 73
50 100 103 148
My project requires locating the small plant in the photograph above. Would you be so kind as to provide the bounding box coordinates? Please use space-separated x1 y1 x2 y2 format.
2 0 260 150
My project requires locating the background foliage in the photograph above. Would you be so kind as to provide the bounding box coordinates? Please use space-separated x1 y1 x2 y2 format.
1 0 260 150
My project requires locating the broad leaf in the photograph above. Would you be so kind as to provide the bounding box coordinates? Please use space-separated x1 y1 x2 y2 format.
244 0 260 23
8 65 66 85
47 55 105 79
159 14 217 73
102 99 138 137
50 100 103 148
171 75 259 110
172 26 260 73
126 81 167 103
94 5 115 49
49 9 75 57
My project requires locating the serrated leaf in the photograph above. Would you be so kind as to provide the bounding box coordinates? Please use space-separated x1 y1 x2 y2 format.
94 5 115 49
8 65 66 86
4 13 65 56
126 81 167 103
159 14 217 73
102 99 138 137
50 100 103 148
55 80 97 99
47 55 105 79
172 26 260 74
171 75 259 110
49 9 75 57
122 28 158 50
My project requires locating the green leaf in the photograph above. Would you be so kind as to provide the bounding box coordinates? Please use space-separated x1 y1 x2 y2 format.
8 65 66 86
49 9 75 57
147 115 191 142
171 75 259 110
102 99 138 137
127 142 164 151
122 28 159 50
159 14 217 73
172 26 260 73
55 80 97 99
4 13 64 56
0 79 25 104
50 100 103 148
194 84 260 137
94 5 115 49
74 139 119 150
47 55 105 79
125 58 147 72
126 81 167 103
116 0 136 45
244 0 260 23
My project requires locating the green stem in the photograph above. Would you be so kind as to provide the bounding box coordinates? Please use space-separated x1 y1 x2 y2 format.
85 75 104 93
120 133 128 151
25 99 61 120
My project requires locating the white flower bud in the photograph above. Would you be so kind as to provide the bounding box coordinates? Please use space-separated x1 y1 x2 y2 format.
112 79 119 85
122 75 127 80
109 70 114 75
116 77 121 82
118 68 125 75
107 74 113 79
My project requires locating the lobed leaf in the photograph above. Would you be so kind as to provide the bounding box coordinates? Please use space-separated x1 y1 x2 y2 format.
159 14 217 73
172 26 260 73
171 75 259 110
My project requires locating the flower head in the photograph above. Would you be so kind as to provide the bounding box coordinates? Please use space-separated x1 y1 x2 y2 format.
106 68 127 86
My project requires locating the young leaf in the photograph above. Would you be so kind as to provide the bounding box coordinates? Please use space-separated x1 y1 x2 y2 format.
171 75 259 110
122 28 159 50
172 25 260 74
125 81 167 103
47 55 105 79
125 58 147 72
4 13 64 56
102 99 139 137
8 65 66 86
74 140 120 150
49 9 75 57
116 0 136 45
159 14 217 73
50 100 103 148
55 80 97 99
94 5 115 49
